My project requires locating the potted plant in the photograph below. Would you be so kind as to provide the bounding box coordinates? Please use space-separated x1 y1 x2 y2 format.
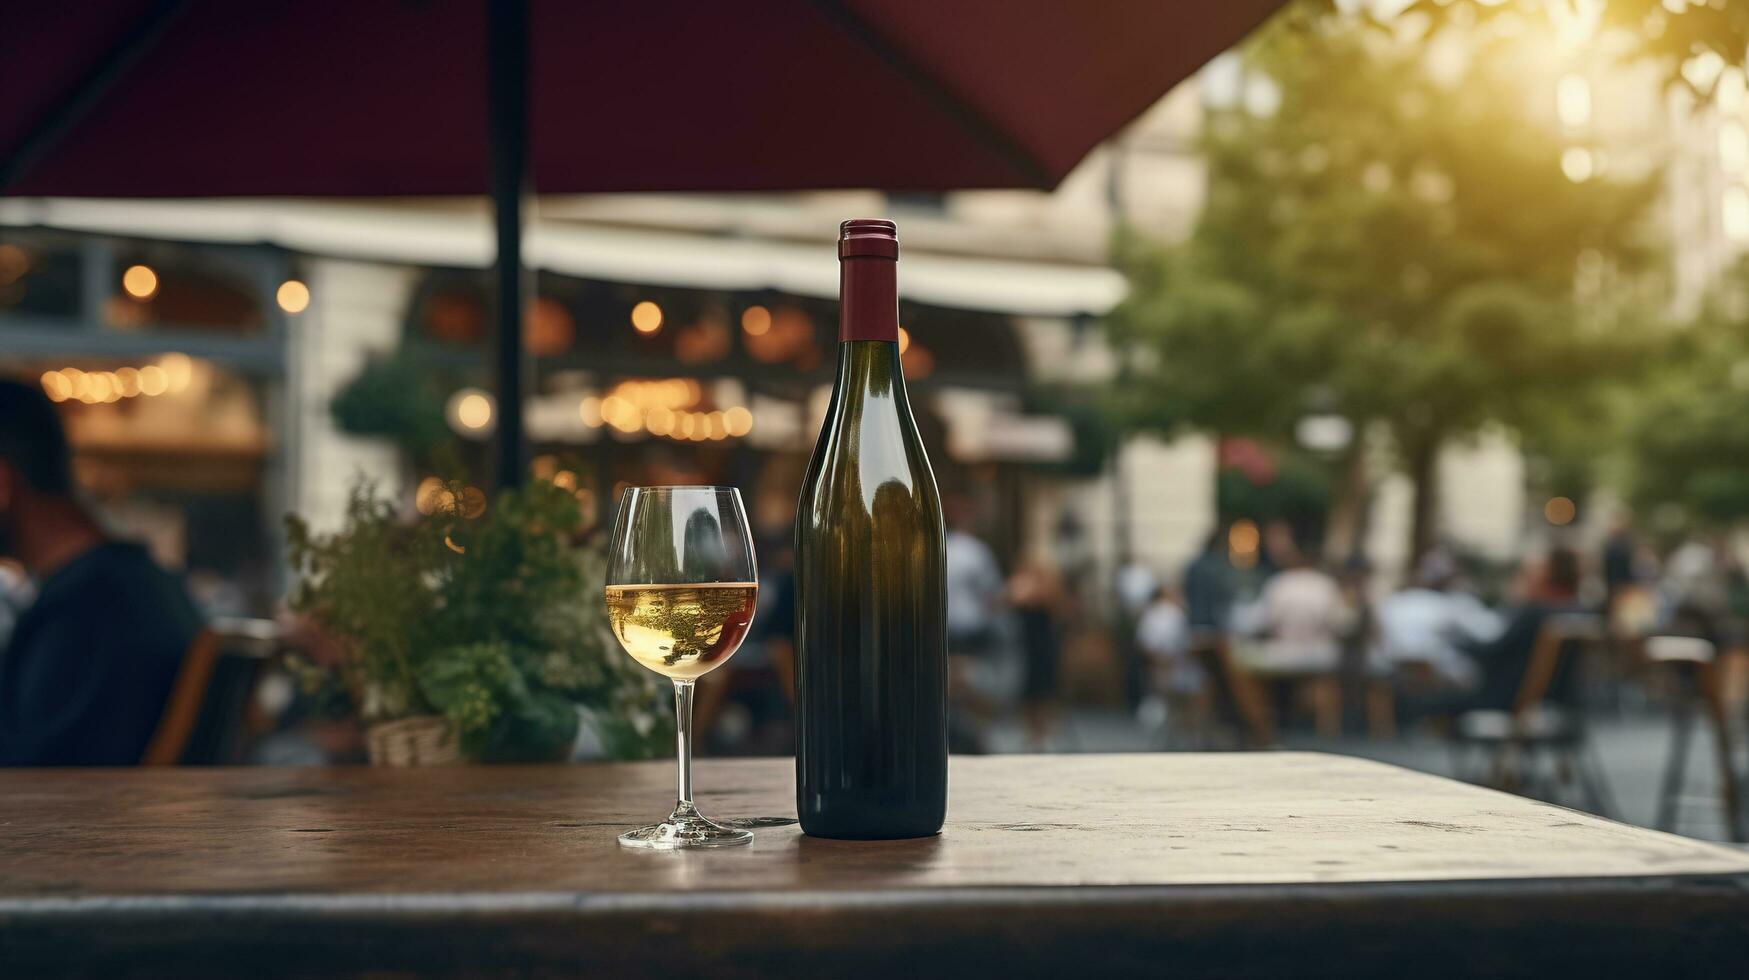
285 478 668 765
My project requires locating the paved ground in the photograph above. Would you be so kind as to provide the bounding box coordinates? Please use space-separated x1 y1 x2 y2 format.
985 708 1746 844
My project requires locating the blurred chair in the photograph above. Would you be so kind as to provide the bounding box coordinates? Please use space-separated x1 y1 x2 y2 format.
1451 613 1616 817
1186 637 1276 748
1366 661 1443 741
1644 635 1746 843
141 617 276 765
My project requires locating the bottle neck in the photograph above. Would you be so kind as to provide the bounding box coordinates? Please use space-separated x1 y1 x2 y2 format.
839 255 898 343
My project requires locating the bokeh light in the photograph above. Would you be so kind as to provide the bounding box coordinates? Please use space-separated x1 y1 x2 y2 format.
122 264 158 299
276 279 311 314
630 300 663 334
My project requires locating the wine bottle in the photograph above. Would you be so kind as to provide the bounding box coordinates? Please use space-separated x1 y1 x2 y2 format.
795 218 948 839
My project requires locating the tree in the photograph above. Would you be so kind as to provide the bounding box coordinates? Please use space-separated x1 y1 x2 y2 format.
1108 14 1657 562
1625 261 1749 526
1411 0 1749 91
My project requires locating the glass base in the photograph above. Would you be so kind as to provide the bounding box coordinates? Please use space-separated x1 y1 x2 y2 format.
618 802 753 849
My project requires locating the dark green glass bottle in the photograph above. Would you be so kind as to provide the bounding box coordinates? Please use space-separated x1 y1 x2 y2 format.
795 219 947 839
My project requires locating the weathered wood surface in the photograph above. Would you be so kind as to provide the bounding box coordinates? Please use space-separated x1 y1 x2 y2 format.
1 753 1746 978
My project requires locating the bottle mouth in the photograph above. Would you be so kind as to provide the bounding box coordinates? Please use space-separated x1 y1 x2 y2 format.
839 218 898 259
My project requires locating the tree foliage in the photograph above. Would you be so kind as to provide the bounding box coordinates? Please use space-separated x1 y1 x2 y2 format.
1108 13 1660 556
1409 0 1749 92
1626 264 1749 524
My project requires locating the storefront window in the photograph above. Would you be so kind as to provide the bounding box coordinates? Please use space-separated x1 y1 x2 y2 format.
109 243 264 334
0 234 80 319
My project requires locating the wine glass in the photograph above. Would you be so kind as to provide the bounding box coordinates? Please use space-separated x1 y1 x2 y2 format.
605 486 758 848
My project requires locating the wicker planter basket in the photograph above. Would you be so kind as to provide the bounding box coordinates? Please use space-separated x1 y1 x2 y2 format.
366 715 461 767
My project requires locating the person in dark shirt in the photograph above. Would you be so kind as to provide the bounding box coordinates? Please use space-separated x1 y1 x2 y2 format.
1466 548 1584 711
1408 548 1584 723
0 379 201 765
1182 529 1235 640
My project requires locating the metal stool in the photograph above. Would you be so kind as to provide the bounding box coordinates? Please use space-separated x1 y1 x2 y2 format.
1645 635 1746 842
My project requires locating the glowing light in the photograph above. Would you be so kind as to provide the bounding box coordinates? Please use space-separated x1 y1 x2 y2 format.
459 486 488 519
630 300 663 334
1228 519 1261 570
447 388 495 432
552 470 577 491
601 395 641 433
458 394 492 429
40 371 70 402
646 406 675 436
276 279 311 314
1544 496 1577 526
415 477 454 515
578 396 602 427
114 366 140 397
84 372 114 404
1720 68 1746 116
1555 74 1591 129
1560 147 1593 183
1721 122 1748 174
705 411 726 440
159 352 194 394
723 406 753 437
122 264 158 300
1683 50 1726 93
898 327 911 354
1242 73 1281 117
1726 187 1749 243
137 365 168 396
741 305 772 336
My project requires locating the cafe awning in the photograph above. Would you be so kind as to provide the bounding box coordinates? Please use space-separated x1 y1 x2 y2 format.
0 197 1127 318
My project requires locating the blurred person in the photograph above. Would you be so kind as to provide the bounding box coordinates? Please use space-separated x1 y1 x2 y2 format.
0 380 201 765
1250 540 1349 674
1662 536 1729 623
1417 549 1586 718
1601 514 1642 607
1182 528 1236 644
1657 535 1735 653
0 559 30 650
1223 539 1350 735
943 496 1011 751
696 536 796 754
944 495 1004 659
1008 562 1067 749
1113 556 1160 708
1373 551 1503 690
1135 583 1201 741
1260 518 1300 577
1115 558 1159 620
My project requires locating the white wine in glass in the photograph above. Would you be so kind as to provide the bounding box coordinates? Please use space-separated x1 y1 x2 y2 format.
605 486 757 849
604 583 758 680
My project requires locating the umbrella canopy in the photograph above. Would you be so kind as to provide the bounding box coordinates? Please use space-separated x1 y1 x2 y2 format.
2 0 1285 480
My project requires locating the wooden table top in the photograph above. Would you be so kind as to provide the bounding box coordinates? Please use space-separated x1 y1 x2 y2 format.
2 753 1746 979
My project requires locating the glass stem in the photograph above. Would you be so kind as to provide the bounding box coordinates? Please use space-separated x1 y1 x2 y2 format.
673 678 695 814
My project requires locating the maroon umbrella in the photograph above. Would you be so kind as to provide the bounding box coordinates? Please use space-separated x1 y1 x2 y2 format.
2 0 1284 481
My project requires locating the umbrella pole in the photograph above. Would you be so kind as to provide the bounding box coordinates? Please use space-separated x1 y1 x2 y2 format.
488 0 529 489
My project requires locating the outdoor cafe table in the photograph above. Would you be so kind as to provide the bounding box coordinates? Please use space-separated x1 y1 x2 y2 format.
2 754 1747 978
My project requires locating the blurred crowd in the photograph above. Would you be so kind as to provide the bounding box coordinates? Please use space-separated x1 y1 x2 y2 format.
1115 514 1749 751
6 361 1749 767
